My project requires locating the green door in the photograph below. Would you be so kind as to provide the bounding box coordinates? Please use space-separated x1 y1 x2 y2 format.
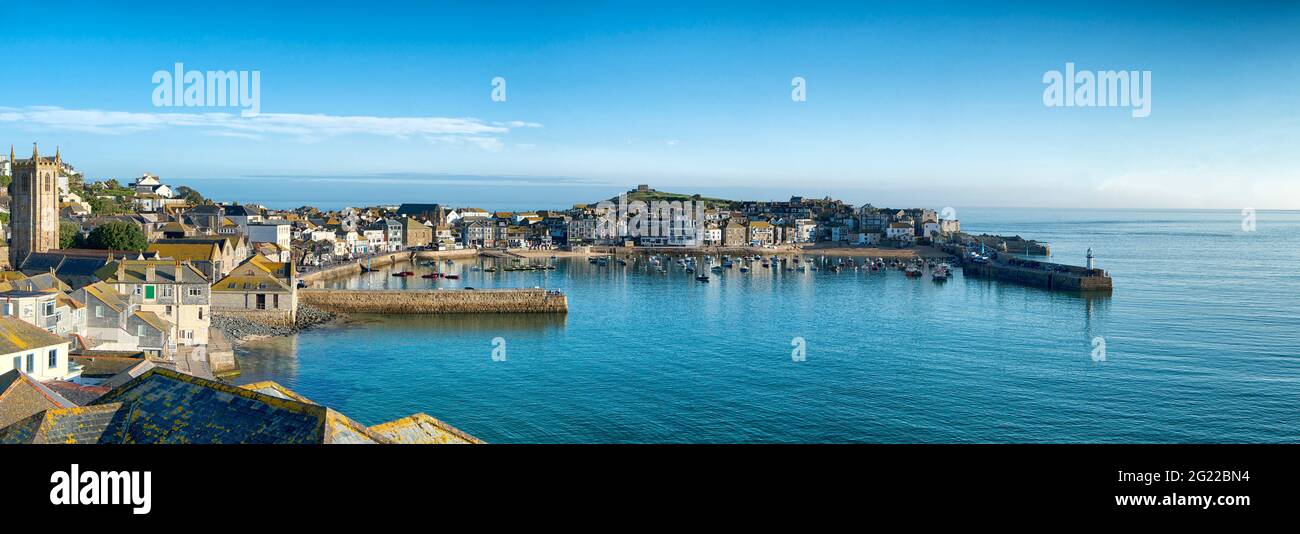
145 285 156 299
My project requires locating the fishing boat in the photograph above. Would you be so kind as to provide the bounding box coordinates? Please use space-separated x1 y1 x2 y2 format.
711 265 724 273
904 266 923 278
695 274 710 282
421 273 440 279
739 265 751 273
443 273 461 280
392 271 414 277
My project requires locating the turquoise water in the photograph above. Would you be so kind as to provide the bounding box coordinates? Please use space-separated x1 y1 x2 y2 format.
233 209 1300 443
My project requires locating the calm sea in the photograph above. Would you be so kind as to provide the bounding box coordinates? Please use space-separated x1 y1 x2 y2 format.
233 208 1300 443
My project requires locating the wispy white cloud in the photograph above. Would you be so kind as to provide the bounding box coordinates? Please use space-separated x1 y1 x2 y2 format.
0 106 538 148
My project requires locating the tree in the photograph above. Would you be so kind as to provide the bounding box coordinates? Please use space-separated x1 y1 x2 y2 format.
174 185 207 205
59 221 84 249
86 221 146 251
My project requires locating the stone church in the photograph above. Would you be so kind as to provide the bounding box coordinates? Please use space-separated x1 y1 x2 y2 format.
7 145 61 268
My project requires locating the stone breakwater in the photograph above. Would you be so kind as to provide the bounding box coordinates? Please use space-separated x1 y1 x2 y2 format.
299 288 568 314
212 303 339 340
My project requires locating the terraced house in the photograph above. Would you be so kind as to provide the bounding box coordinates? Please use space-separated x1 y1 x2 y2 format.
212 255 297 324
72 282 171 355
93 260 211 346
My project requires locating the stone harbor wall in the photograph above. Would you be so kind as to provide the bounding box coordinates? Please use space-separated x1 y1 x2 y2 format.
212 303 339 340
299 251 412 284
299 288 568 314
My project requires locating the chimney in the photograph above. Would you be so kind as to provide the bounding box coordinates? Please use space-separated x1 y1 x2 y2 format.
175 260 184 283
116 261 125 281
145 264 156 282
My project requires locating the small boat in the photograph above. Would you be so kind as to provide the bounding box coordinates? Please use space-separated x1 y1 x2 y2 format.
695 275 710 282
711 265 724 273
484 267 497 272
443 273 461 280
392 271 415 277
904 267 923 278
739 265 750 273
422 273 440 279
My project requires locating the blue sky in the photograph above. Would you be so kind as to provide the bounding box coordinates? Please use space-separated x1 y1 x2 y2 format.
2 1 1297 209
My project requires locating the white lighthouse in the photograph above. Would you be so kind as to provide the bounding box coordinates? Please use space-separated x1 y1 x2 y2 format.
1086 247 1095 270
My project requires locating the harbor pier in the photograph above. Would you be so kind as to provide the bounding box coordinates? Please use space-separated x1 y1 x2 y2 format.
299 288 569 314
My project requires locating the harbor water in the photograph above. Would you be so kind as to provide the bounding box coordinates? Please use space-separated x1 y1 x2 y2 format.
233 208 1300 443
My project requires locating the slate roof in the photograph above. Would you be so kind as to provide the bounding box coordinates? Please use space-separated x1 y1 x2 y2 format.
76 368 388 444
368 413 485 444
81 281 129 313
0 403 132 443
69 353 147 378
4 272 72 292
41 380 110 406
0 315 69 354
98 360 155 389
213 256 293 293
240 381 316 403
92 260 209 285
0 370 75 429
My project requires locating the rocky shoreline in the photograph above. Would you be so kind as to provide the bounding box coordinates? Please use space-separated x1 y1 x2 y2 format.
212 304 340 342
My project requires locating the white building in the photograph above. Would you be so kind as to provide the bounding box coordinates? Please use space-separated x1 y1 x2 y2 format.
887 222 916 244
0 316 74 381
247 221 292 248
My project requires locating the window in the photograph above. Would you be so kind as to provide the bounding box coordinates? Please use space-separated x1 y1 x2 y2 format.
134 286 142 296
165 305 173 316
25 354 34 373
199 308 204 320
48 350 57 369
163 286 173 298
43 302 55 316
11 356 19 371
188 288 203 297
95 305 105 318
137 325 147 337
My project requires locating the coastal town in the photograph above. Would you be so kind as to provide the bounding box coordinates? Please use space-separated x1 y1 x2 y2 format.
0 146 1105 444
